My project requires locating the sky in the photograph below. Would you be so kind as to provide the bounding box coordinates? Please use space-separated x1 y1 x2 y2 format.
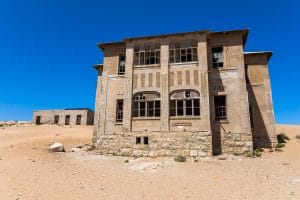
0 0 299 124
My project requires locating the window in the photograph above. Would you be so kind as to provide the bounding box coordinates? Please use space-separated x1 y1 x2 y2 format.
65 115 70 125
132 92 161 117
214 95 227 120
118 55 125 75
116 99 124 122
170 90 200 116
212 47 224 68
144 137 148 145
136 137 141 144
134 49 160 65
170 47 198 63
76 115 81 125
54 115 59 124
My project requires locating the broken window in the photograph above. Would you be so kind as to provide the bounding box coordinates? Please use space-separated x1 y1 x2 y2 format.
212 47 224 68
136 137 141 144
118 54 126 75
170 90 200 116
214 95 227 120
116 99 124 122
76 115 81 125
54 115 59 124
65 115 70 125
134 49 160 65
170 47 197 63
132 92 161 117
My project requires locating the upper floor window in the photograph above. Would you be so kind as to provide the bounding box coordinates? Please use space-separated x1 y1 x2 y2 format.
118 55 125 75
170 90 200 116
212 47 224 68
170 47 198 63
132 92 160 117
134 49 160 66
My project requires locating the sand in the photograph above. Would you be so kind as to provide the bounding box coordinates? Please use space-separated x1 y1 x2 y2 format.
0 123 299 200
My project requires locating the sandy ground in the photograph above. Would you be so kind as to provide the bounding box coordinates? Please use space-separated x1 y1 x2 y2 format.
0 124 299 200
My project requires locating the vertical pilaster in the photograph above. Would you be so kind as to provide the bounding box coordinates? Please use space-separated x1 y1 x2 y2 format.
197 35 211 132
160 42 169 131
123 42 134 132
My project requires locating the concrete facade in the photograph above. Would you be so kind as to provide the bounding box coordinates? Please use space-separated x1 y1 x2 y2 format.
92 29 276 157
33 109 94 125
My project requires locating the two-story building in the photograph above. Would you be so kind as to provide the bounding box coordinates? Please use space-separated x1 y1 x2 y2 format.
92 29 276 157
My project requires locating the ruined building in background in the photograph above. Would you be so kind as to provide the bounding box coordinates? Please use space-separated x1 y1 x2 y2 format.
33 108 94 125
92 29 276 157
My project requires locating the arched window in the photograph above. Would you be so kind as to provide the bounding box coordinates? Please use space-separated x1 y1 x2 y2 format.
132 92 161 117
170 90 200 116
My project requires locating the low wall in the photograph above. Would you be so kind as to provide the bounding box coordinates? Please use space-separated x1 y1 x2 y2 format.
95 131 212 157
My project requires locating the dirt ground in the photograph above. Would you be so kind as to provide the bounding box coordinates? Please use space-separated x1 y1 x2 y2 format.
0 124 299 200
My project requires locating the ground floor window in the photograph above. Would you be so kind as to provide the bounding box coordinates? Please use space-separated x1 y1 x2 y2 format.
132 92 160 117
76 115 81 125
170 90 200 116
116 99 124 122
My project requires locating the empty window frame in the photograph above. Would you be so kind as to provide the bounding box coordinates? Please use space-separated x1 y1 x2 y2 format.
54 115 59 124
214 95 227 120
118 54 126 75
212 47 224 68
170 47 197 63
144 136 148 145
76 115 81 125
136 137 141 144
132 92 161 117
65 115 70 125
170 90 200 116
116 99 124 122
134 49 160 65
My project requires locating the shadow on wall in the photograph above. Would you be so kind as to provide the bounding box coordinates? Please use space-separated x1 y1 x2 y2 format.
209 69 224 156
247 85 271 148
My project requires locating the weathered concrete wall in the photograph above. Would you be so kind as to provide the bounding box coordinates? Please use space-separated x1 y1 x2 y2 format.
245 53 277 148
93 29 274 157
208 31 253 155
33 109 94 125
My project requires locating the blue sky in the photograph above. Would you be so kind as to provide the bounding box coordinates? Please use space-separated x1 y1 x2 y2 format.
0 0 299 124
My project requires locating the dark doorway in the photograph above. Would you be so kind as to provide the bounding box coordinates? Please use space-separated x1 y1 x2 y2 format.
76 115 81 125
36 116 41 125
65 115 70 125
54 115 59 124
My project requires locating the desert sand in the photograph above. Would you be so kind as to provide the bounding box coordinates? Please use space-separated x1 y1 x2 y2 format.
0 123 299 200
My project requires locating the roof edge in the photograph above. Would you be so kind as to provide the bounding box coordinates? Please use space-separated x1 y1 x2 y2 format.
244 51 273 61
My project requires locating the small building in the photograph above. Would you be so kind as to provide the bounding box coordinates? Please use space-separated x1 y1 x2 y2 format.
33 108 94 125
92 28 277 157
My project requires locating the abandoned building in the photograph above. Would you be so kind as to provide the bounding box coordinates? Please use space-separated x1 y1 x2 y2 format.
92 29 276 157
33 108 94 125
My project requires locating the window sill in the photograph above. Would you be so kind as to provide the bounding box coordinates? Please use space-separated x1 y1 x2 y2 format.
208 67 237 72
170 61 198 66
170 116 201 120
114 122 123 125
215 119 229 123
132 117 161 120
134 64 161 68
